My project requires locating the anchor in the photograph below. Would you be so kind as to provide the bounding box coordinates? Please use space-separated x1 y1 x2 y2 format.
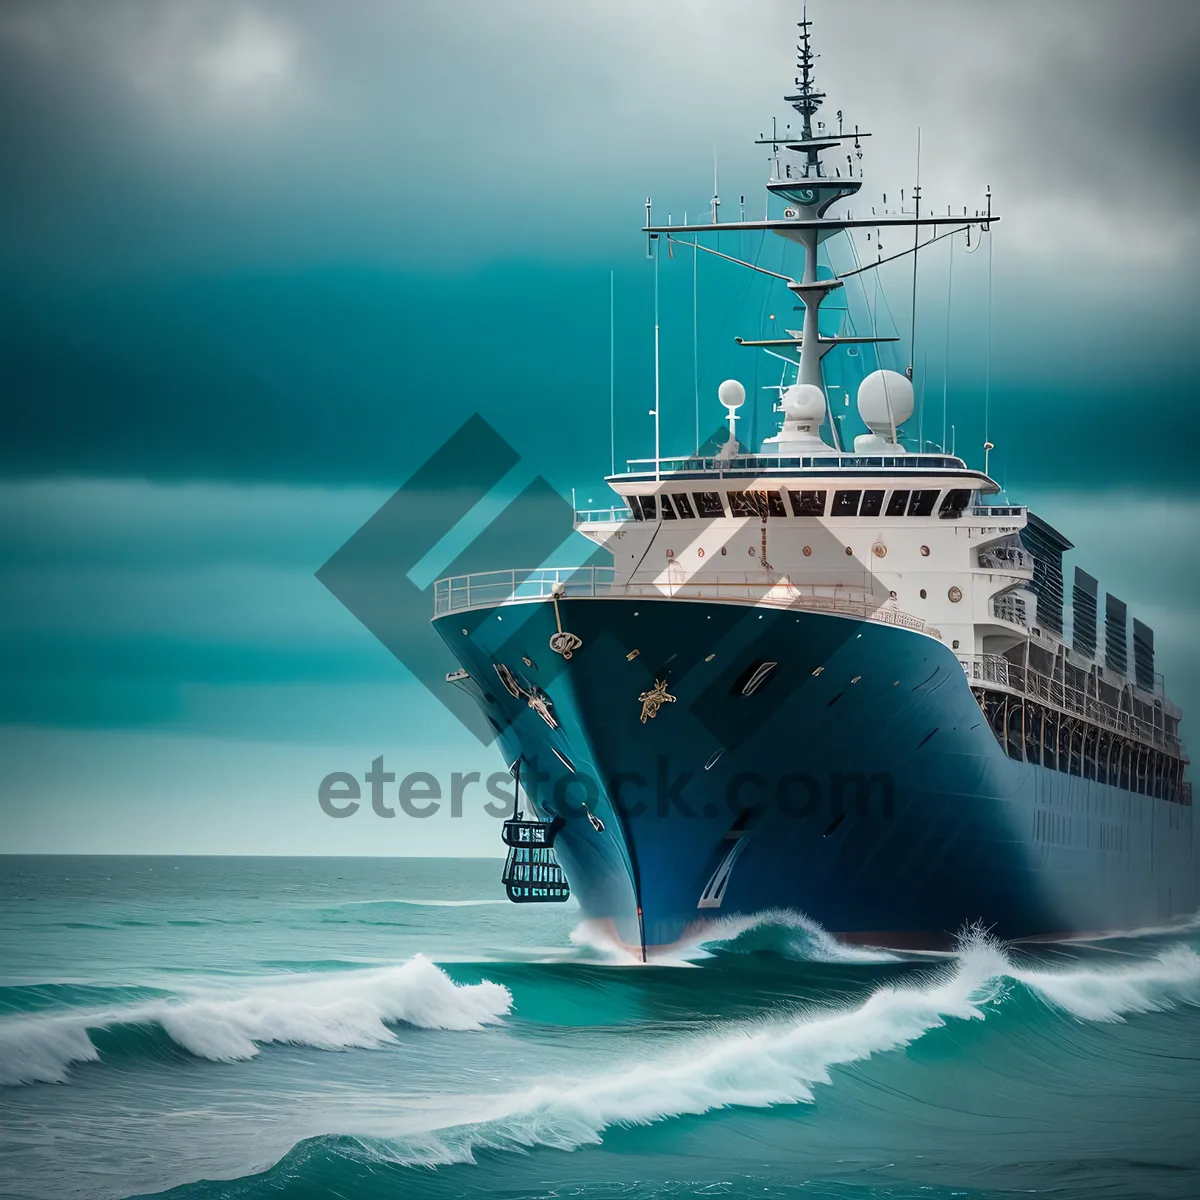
548 582 583 660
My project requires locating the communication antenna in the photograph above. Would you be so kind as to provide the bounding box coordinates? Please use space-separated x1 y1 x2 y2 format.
711 149 720 223
942 230 954 457
907 127 921 386
609 269 615 476
693 234 699 452
652 236 661 482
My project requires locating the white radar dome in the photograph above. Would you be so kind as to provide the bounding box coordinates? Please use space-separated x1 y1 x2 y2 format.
718 379 746 409
857 370 914 437
781 383 826 424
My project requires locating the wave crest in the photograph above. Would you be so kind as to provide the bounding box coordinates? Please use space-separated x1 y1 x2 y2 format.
0 956 511 1086
330 931 1200 1167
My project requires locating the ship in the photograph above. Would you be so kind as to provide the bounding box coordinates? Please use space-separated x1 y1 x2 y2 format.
432 11 1195 956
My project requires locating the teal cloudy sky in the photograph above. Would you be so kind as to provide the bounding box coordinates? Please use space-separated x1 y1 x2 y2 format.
1 0 1197 854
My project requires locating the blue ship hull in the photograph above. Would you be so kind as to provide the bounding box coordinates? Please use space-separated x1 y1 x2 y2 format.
435 596 1198 952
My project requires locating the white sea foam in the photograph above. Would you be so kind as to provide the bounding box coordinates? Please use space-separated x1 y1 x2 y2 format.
0 956 511 1086
1011 944 1200 1022
686 908 900 964
328 932 1200 1166
568 909 897 965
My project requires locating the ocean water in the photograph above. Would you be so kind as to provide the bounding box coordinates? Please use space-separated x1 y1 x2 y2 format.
1 857 1198 1200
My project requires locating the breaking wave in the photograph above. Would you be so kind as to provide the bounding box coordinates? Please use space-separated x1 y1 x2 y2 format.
689 908 900 963
567 909 898 965
318 932 1200 1167
0 956 511 1086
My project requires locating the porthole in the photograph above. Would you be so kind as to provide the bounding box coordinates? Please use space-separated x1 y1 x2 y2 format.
889 590 897 600
697 548 705 557
803 545 812 556
845 546 854 556
872 543 887 558
748 547 755 556
919 589 927 599
948 586 963 603
721 547 727 556
920 545 930 557
666 549 674 558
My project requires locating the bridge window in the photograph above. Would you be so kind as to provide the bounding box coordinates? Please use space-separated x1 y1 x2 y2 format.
672 493 696 519
660 495 677 520
859 490 885 516
625 496 644 520
727 491 786 518
885 490 910 516
640 495 657 520
908 489 940 516
788 489 827 516
831 490 862 517
939 488 972 519
693 491 725 518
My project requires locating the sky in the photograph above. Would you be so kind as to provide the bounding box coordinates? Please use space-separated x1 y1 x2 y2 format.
1 0 1197 854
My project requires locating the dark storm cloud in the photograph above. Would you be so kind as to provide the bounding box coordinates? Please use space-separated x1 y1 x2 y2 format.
0 1 1196 489
1 0 1196 274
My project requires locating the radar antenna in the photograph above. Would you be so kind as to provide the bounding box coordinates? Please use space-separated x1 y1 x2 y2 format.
786 4 825 142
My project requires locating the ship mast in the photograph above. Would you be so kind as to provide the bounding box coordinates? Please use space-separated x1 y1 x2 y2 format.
643 6 998 418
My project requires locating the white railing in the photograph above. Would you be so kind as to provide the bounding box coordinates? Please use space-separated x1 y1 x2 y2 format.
959 653 1181 755
433 567 928 633
433 567 614 615
620 453 968 475
574 506 632 524
971 505 1025 518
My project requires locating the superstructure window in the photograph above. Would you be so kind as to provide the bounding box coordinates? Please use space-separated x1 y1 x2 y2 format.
641 495 657 520
672 493 696 519
908 490 939 516
939 488 972 519
728 491 786 518
859 490 885 516
660 495 677 519
788 489 827 517
693 491 725 518
831 490 861 517
885 490 910 516
626 496 644 521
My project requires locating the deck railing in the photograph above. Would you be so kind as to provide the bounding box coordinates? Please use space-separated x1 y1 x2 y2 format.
573 506 633 525
960 653 1181 755
618 453 970 476
433 567 927 632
